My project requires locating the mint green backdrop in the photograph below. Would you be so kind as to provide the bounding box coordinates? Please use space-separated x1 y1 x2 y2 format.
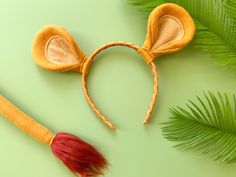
0 0 236 177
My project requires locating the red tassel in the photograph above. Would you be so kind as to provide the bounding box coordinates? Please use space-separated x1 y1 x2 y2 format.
50 132 108 177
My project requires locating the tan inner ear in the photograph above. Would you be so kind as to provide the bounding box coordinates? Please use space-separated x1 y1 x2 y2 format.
45 36 80 64
152 15 184 50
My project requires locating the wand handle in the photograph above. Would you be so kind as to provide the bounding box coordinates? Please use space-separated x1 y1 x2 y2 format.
0 95 54 145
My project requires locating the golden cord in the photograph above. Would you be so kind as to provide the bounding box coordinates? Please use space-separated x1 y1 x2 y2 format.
81 41 158 129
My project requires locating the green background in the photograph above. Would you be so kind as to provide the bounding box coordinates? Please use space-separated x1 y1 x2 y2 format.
0 0 236 176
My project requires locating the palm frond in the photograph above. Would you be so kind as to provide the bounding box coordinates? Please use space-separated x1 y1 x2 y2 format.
162 92 236 163
225 0 236 22
128 0 236 70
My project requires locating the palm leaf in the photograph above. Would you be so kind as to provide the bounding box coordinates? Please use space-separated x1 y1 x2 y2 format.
128 0 236 70
225 0 236 21
162 92 236 163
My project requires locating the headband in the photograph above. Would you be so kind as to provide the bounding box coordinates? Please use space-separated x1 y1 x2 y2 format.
32 3 195 129
0 95 107 176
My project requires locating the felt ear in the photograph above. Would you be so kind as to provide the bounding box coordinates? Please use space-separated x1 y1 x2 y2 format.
141 3 195 63
32 25 87 72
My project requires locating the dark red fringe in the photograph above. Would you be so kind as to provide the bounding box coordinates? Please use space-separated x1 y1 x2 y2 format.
51 132 107 177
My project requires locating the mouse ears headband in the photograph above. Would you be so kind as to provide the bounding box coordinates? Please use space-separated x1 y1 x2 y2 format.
32 3 195 129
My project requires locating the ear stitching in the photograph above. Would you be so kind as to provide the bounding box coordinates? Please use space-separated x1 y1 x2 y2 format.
141 3 195 63
32 25 87 72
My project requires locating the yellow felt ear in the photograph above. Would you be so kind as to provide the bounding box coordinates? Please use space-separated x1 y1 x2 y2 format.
32 25 87 72
141 3 195 63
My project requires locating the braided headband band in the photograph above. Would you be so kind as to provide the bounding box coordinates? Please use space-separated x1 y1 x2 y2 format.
81 42 158 129
32 3 195 129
